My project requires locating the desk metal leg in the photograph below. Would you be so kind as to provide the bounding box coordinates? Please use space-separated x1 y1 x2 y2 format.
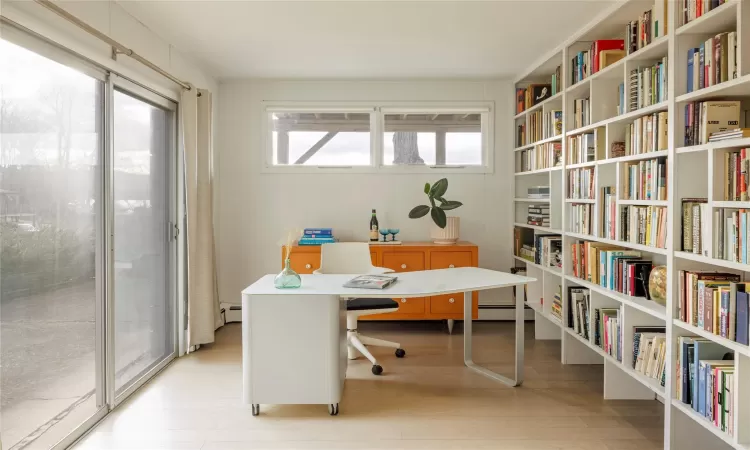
463 286 524 387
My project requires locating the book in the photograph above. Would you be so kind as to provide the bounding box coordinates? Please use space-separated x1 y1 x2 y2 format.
298 237 337 245
710 129 750 141
343 274 398 289
693 339 733 411
304 228 333 236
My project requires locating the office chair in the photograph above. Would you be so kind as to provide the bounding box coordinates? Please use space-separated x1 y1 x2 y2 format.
314 242 406 375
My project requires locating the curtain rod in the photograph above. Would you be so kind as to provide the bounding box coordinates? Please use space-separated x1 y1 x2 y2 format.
34 0 191 91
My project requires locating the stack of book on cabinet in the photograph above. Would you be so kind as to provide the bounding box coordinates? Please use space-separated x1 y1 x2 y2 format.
632 326 667 386
568 286 590 339
677 274 750 344
299 228 336 245
676 336 735 437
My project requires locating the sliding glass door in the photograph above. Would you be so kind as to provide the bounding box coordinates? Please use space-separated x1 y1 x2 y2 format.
0 38 106 449
1 30 179 449
112 85 176 397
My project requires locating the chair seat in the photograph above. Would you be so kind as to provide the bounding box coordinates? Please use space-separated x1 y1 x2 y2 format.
347 298 398 311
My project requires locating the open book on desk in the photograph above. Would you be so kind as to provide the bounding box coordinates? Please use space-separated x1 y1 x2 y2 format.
343 274 398 289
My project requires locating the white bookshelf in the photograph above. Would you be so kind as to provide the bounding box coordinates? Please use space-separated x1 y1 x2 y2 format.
511 1 750 449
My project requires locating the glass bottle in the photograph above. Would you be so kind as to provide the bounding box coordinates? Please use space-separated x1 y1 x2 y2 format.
274 258 301 289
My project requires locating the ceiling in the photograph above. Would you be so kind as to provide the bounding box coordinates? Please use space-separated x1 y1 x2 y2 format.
117 0 614 80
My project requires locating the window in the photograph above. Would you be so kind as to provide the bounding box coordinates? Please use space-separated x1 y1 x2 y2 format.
269 110 372 166
264 104 492 172
382 111 485 166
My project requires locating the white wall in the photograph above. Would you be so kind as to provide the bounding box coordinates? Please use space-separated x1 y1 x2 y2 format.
0 0 218 99
216 79 515 308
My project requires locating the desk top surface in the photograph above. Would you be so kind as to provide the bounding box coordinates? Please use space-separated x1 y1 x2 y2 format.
242 267 535 298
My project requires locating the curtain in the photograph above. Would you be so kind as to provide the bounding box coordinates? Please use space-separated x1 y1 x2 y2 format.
182 86 221 349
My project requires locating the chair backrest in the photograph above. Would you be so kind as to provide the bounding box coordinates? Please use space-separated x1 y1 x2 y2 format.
318 243 376 274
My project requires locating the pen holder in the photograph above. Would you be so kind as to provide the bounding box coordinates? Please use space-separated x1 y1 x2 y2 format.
274 258 302 289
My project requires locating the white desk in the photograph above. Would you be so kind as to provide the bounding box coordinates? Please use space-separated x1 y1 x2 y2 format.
242 267 534 415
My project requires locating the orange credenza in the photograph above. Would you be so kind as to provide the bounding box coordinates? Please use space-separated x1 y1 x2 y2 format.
282 242 479 320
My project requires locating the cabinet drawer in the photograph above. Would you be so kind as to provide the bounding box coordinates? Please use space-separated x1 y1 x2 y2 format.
430 294 465 314
394 297 425 314
382 252 425 272
288 253 320 274
430 251 473 270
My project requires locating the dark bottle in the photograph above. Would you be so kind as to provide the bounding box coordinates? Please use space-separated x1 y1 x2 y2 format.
370 209 379 242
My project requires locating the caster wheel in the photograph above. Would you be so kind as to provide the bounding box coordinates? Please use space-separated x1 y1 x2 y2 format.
372 364 383 375
251 404 260 416
395 348 406 358
328 403 339 416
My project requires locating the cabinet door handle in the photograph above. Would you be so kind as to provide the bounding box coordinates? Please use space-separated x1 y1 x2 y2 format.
448 298 455 303
401 264 407 269
305 264 311 269
401 298 407 303
449 264 455 268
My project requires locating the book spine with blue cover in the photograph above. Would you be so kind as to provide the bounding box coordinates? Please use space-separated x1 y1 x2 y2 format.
699 43 705 89
304 228 333 236
698 361 707 416
687 49 695 93
721 290 730 337
737 291 749 344
298 237 336 245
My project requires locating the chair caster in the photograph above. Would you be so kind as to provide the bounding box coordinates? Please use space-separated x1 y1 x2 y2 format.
328 403 339 416
395 348 406 358
372 364 383 375
251 404 260 416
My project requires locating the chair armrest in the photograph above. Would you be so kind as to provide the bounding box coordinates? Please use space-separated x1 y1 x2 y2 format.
312 269 322 275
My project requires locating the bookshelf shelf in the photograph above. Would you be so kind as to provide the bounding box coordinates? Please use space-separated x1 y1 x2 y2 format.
598 150 669 165
514 143 535 152
512 0 748 446
676 138 750 154
673 319 750 358
566 231 669 255
513 255 562 277
671 400 741 450
514 198 551 203
712 201 750 208
513 222 562 234
675 0 738 35
514 91 564 119
676 74 750 103
565 275 667 321
566 161 597 169
618 199 668 206
515 167 554 176
674 251 750 272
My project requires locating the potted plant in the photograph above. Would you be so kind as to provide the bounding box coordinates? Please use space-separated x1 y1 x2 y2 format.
408 178 463 244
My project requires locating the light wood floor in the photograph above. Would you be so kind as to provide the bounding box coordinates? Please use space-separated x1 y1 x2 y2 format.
74 321 664 450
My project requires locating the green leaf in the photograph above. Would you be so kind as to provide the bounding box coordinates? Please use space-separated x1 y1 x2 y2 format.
408 205 430 219
431 207 447 228
423 183 430 195
429 178 448 198
439 200 463 211
435 196 447 203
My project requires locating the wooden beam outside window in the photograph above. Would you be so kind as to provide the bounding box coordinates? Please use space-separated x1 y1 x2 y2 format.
294 131 338 164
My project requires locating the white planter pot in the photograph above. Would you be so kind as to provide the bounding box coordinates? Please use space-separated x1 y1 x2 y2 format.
430 217 460 244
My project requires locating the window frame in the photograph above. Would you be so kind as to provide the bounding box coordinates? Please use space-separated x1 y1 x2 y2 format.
261 101 494 174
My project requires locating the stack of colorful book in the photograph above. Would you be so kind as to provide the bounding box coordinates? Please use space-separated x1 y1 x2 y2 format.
298 228 336 245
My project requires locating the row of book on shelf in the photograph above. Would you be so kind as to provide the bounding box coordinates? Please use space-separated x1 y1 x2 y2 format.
569 204 593 236
680 0 730 26
625 111 668 155
686 31 738 94
632 326 667 387
518 142 562 172
552 285 563 322
624 58 668 114
570 40 625 86
515 75 560 115
570 242 653 299
568 167 595 200
572 97 590 129
683 100 741 147
677 273 750 344
513 228 562 270
676 336 735 436
682 198 750 264
621 205 668 249
567 132 596 165
601 186 616 240
625 3 666 54
623 157 667 201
